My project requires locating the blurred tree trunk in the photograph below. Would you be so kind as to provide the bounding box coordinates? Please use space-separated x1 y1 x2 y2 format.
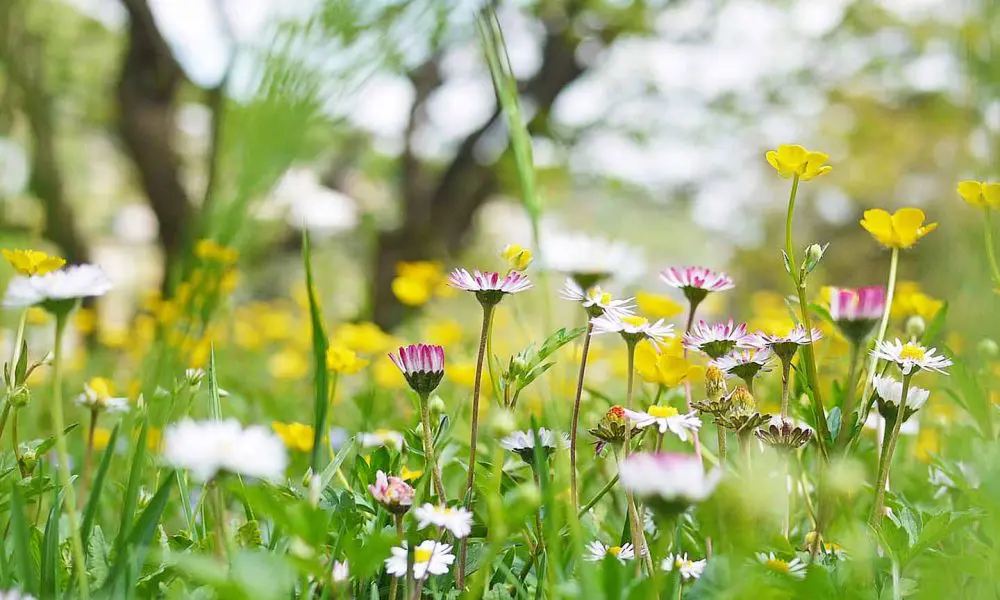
371 8 588 329
116 0 193 293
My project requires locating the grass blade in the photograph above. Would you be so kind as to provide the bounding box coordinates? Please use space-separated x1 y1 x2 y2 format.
10 485 38 595
41 487 66 597
208 345 223 421
302 230 331 472
113 418 149 566
81 422 121 546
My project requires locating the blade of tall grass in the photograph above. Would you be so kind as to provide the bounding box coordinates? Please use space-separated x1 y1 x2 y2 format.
81 422 120 546
113 419 149 568
208 346 223 421
302 230 331 473
10 485 38 595
41 487 66 597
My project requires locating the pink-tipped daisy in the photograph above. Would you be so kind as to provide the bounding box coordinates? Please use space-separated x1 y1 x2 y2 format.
827 286 884 344
711 347 774 387
682 319 752 359
448 268 532 305
388 344 445 396
591 313 674 347
746 325 823 363
871 339 952 376
659 266 734 306
560 278 634 318
619 452 720 513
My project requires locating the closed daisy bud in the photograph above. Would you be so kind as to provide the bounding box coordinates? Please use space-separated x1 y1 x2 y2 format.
588 405 640 454
368 470 415 515
388 344 444 396
905 315 925 339
704 366 727 401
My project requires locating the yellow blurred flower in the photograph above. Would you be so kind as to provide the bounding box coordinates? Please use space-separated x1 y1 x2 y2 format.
636 291 683 319
269 347 310 380
957 180 1000 209
93 427 112 451
272 421 315 452
326 345 369 374
425 319 463 347
334 321 394 354
892 283 943 321
73 308 98 334
400 465 423 481
500 244 533 271
392 261 446 307
253 305 297 342
373 356 407 389
860 208 937 249
914 427 939 463
449 362 478 389
633 341 698 388
747 291 796 335
234 319 264 350
99 327 130 349
194 239 239 265
26 307 49 325
146 427 162 452
2 249 66 276
393 276 433 307
765 144 832 181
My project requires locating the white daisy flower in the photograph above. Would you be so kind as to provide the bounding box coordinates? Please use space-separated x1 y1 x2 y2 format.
585 540 636 562
864 413 919 436
413 503 474 539
331 560 349 583
358 429 405 451
624 406 702 443
3 264 112 309
384 540 454 580
873 374 930 421
591 314 674 347
870 339 952 375
75 379 130 414
662 553 707 580
560 279 634 317
682 320 752 359
659 266 734 295
619 452 720 506
162 418 288 482
756 552 807 579
0 589 37 600
541 231 645 286
711 347 774 384
499 428 568 462
448 269 532 295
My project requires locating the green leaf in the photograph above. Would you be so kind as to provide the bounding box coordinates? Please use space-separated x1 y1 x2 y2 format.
112 418 149 570
208 346 223 421
10 485 38 594
320 437 355 490
14 339 27 385
40 488 65 597
81 422 120 546
302 230 331 473
86 525 110 590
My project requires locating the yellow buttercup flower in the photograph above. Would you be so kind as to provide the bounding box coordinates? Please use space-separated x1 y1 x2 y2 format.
194 239 239 265
860 208 937 249
501 244 533 271
635 291 683 319
957 180 1000 209
326 345 369 374
334 321 394 354
425 319 463 347
400 465 424 481
271 421 315 452
634 341 698 388
765 144 832 181
2 249 66 276
269 347 310 380
392 276 433 306
892 283 943 321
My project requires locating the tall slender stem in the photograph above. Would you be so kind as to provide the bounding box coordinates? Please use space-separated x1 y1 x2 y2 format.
620 342 653 574
388 516 404 600
418 392 446 501
577 473 618 517
12 408 23 476
779 360 792 419
569 321 594 511
682 303 703 463
835 342 863 449
784 175 802 281
869 373 912 529
861 248 900 404
212 480 228 559
0 310 28 444
456 302 495 590
80 409 99 500
716 424 727 465
984 208 1000 287
51 313 90 600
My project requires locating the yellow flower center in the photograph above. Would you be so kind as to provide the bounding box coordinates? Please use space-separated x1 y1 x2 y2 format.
622 315 648 328
414 548 433 563
899 343 926 362
648 405 679 418
607 546 622 556
765 558 790 573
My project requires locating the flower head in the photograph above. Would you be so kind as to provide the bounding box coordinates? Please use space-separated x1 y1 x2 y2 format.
413 503 474 538
560 279 633 318
873 375 930 424
755 416 813 452
619 452 719 514
2 249 65 276
359 429 405 451
448 268 531 305
3 264 112 311
757 552 807 579
591 313 674 347
589 405 640 454
541 232 644 288
500 244 533 271
75 377 130 414
499 428 568 463
683 320 751 359
827 286 885 344
585 541 636 563
765 144 832 181
860 208 937 249
957 180 1000 209
385 541 454 580
162 418 288 482
0 589 37 600
388 343 444 395
747 325 822 363
662 553 707 580
326 345 370 374
711 347 774 384
634 342 697 388
271 421 315 453
368 470 415 514
624 405 702 443
871 339 952 375
659 266 734 306
331 560 349 583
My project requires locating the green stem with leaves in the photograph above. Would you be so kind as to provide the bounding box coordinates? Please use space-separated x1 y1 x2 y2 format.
869 373 913 529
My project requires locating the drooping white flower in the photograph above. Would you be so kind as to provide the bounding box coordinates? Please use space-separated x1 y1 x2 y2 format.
711 347 775 382
560 279 634 317
384 540 455 580
388 343 445 395
871 339 952 375
756 552 807 579
662 553 707 580
683 320 752 359
162 418 288 482
585 540 635 563
413 503 474 538
624 406 702 443
619 452 719 507
331 560 349 583
873 375 930 411
499 428 568 454
3 264 112 309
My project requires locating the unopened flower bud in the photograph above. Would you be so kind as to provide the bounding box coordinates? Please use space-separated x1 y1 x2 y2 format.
18 446 37 475
978 338 999 360
729 386 755 416
308 473 323 506
905 315 925 339
704 366 727 401
8 385 30 408
489 409 517 439
429 394 446 417
801 242 827 276
501 244 533 271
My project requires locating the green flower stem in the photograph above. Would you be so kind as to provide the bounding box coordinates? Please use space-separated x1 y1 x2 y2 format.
211 479 229 559
577 473 618 517
619 346 654 575
51 313 90 600
862 247 900 405
0 310 28 445
417 391 446 501
835 341 864 450
80 409 99 499
779 360 792 419
682 301 703 463
12 408 23 476
869 373 913 529
783 174 831 458
985 208 1000 287
569 320 594 512
456 302 495 590
716 424 727 465
388 515 404 600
